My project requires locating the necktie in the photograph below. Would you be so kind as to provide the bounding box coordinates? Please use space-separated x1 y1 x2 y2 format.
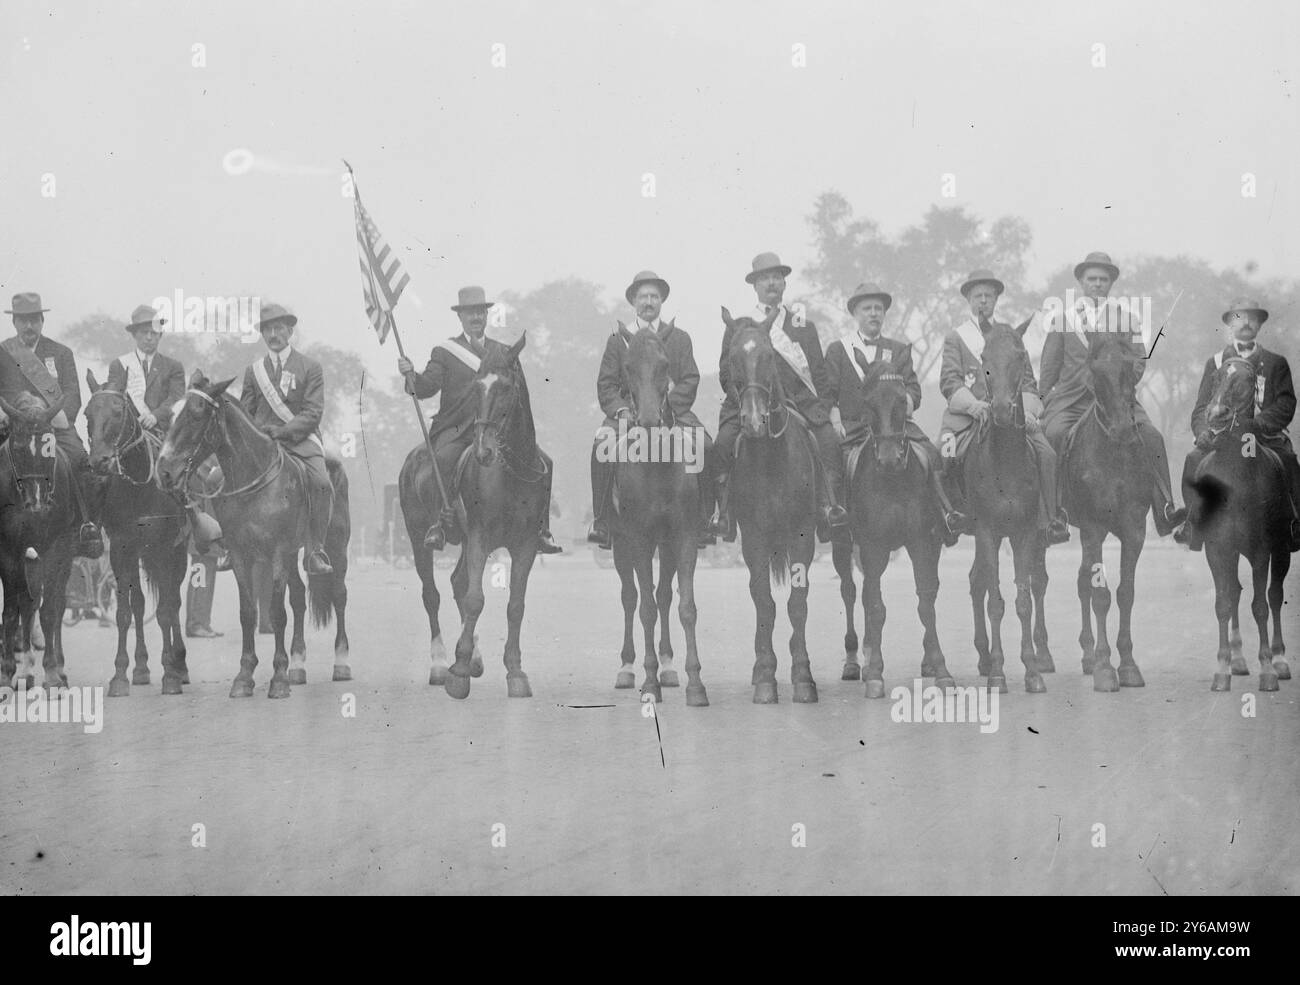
141 358 150 377
273 356 282 381
853 349 872 377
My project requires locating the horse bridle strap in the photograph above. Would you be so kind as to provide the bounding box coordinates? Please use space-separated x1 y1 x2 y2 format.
90 389 155 485
179 387 286 500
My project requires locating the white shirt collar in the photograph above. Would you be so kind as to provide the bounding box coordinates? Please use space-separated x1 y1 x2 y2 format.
635 317 661 333
135 348 154 365
268 344 293 365
857 329 883 345
757 302 786 321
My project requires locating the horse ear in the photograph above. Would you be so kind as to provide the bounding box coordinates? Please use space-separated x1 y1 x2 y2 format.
189 369 208 389
616 319 627 333
721 306 734 328
1013 314 1033 339
86 369 100 394
507 333 526 364
207 377 235 399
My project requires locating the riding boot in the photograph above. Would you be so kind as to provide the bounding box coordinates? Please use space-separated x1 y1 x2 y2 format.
587 450 613 549
535 451 562 554
928 469 966 546
1141 427 1186 536
712 472 736 542
303 474 334 576
72 467 105 559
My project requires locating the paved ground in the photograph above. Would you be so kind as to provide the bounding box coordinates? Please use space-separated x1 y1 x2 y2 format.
2 540 1297 894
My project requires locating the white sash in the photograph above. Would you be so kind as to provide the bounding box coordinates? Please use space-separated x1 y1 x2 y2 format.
767 307 816 395
954 317 985 362
252 358 323 450
125 354 148 414
436 336 482 372
843 333 881 382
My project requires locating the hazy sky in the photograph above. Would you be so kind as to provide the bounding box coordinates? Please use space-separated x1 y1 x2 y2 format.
2 0 1296 376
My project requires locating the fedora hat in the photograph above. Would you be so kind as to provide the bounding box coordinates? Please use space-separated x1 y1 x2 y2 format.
257 302 298 330
1222 297 1269 326
745 252 793 284
1073 251 1120 282
125 303 167 333
846 283 893 315
959 269 1005 299
450 286 495 311
4 292 49 316
625 270 670 305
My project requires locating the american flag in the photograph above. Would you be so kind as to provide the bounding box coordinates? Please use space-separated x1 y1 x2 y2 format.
349 166 410 344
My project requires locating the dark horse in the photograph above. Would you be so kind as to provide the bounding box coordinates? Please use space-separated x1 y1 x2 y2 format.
1193 357 1292 691
0 395 83 689
833 357 955 697
1061 334 1153 692
964 322 1049 694
84 372 190 696
608 328 706 705
722 308 819 704
399 335 548 699
156 374 352 697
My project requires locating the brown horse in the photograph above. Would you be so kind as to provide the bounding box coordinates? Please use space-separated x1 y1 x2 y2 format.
833 356 955 697
722 308 819 704
1193 357 1292 691
156 374 351 698
1061 334 1153 692
607 328 706 705
84 372 191 696
964 322 1048 694
399 335 549 699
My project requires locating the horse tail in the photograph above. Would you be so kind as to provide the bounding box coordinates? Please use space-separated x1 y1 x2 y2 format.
309 459 351 629
769 545 791 586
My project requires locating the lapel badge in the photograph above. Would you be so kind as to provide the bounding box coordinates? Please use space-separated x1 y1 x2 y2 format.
44 357 57 376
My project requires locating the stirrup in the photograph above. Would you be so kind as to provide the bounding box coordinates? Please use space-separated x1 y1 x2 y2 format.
424 524 446 551
76 523 104 558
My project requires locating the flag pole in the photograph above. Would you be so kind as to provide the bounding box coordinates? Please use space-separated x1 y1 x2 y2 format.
389 313 454 548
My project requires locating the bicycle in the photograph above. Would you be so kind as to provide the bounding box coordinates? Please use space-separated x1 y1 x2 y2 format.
62 555 155 628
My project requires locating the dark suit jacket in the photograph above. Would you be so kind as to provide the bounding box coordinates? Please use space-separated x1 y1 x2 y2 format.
239 348 325 457
0 334 81 423
406 334 508 412
939 318 1040 437
825 334 920 425
719 310 829 425
1191 344 1295 441
1040 308 1146 419
596 320 700 423
106 350 186 428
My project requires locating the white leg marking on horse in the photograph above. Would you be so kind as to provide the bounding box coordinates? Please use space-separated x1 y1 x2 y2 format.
430 634 449 667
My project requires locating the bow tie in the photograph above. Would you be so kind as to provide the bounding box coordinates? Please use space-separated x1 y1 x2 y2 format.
1235 342 1256 356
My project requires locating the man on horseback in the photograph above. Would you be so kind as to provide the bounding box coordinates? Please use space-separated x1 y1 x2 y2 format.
938 270 1071 546
709 252 848 540
105 304 186 434
396 286 561 554
1040 251 1186 537
825 282 968 545
0 291 103 557
238 303 335 575
588 269 715 550
1175 298 1300 552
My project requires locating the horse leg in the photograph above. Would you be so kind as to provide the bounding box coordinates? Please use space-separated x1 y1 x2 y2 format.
108 545 133 696
450 551 483 678
413 544 447 685
1076 531 1097 674
1249 552 1278 691
861 544 889 699
979 531 1007 693
446 535 488 699
502 546 536 698
787 536 817 704
130 566 149 686
634 538 661 703
655 545 679 687
1228 565 1248 674
745 534 779 704
909 536 953 688
229 554 259 697
331 570 351 682
1208 544 1236 691
1270 548 1291 678
286 559 308 685
42 553 71 689
160 547 187 695
1115 530 1146 687
1082 527 1118 692
1031 537 1055 673
674 531 707 707
970 545 991 678
1 571 17 687
832 534 860 680
613 541 638 689
265 551 292 698
1012 535 1045 693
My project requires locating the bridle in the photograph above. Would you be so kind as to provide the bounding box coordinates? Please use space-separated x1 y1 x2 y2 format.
4 427 58 513
737 372 790 439
473 370 548 483
862 373 912 469
1204 358 1258 445
87 389 156 485
172 388 287 501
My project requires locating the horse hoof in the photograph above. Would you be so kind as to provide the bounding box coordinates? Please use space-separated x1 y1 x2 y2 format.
977 659 991 677
267 678 291 699
229 679 254 698
1093 667 1119 693
469 656 485 679
1211 673 1232 692
753 682 778 704
615 669 636 689
658 669 680 688
1080 659 1094 675
160 677 183 696
864 678 886 700
107 677 130 698
987 675 1008 694
1259 672 1280 693
1273 660 1291 680
444 675 471 700
288 668 307 686
131 668 150 686
686 684 709 707
935 675 956 689
1036 653 1056 674
1118 665 1145 687
429 665 449 686
180 671 191 685
792 680 818 703
507 675 532 698
332 665 352 682
841 662 861 681
1230 656 1250 676
1025 673 1047 694
919 659 934 678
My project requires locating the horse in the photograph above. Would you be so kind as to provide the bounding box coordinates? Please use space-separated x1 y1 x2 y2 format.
155 373 351 698
84 372 190 696
833 356 955 697
721 308 820 704
0 395 84 690
964 322 1048 694
606 328 706 705
1059 334 1155 692
398 335 549 699
1192 356 1292 692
